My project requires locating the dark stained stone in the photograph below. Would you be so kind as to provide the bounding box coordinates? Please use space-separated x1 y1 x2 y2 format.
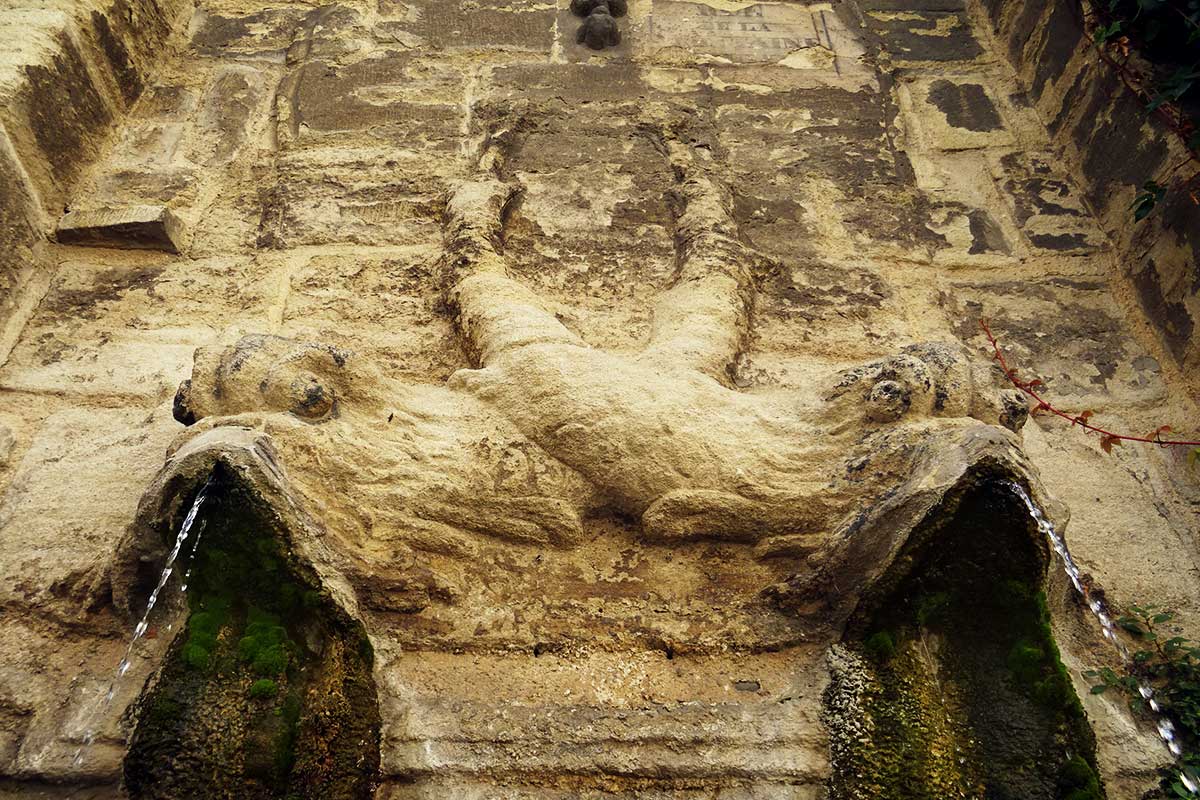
927 80 1003 131
1160 186 1200 294
20 31 113 187
858 0 966 9
56 205 186 253
995 151 1100 253
967 210 1010 254
1077 84 1169 215
942 277 1159 395
1031 0 1083 100
405 0 556 50
867 11 983 62
92 10 141 104
1134 259 1194 363
1028 232 1090 250
997 153 1089 223
1046 68 1086 137
189 8 307 57
1005 0 1046 66
292 55 460 138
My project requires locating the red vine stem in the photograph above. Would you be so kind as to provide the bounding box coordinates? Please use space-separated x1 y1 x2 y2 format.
980 320 1200 448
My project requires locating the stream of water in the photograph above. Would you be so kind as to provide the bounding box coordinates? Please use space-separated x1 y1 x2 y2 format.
1005 480 1199 794
71 477 212 767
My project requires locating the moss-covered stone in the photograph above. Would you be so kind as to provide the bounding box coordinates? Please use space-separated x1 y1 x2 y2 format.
123 468 381 800
827 476 1103 800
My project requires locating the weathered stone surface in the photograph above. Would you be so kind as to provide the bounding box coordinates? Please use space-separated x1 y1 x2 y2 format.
865 9 983 63
56 205 186 252
0 0 1199 796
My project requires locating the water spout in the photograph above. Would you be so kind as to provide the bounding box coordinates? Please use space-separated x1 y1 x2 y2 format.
72 477 213 767
1004 481 1198 795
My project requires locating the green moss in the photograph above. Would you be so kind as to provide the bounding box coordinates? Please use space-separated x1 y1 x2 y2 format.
914 591 951 627
1059 755 1103 800
1008 639 1046 685
274 691 302 775
865 631 897 662
249 679 278 699
180 642 211 671
253 645 289 676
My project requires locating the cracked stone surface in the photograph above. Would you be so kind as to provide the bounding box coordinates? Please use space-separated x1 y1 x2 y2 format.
0 0 1198 797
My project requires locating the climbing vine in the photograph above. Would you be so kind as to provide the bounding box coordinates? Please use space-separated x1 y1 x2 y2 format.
1079 0 1200 219
1085 605 1200 796
980 321 1200 462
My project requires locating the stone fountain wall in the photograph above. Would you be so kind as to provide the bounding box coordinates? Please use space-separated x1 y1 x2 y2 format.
0 0 1197 797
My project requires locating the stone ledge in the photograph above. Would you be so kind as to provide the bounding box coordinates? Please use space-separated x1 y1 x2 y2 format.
56 204 185 252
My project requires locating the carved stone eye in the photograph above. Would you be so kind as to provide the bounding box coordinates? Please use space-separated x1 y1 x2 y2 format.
289 372 334 419
998 389 1029 432
866 379 910 423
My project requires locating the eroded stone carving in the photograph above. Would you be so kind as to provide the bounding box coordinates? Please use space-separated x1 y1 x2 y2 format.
571 0 626 50
128 127 1037 632
94 120 1091 797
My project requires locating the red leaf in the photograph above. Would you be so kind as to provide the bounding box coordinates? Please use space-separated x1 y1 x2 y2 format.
1147 425 1174 444
1026 378 1044 389
1100 434 1123 454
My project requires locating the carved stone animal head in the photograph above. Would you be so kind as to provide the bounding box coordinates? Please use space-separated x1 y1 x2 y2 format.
173 334 374 425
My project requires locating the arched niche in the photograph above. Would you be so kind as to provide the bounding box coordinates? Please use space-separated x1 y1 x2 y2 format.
122 463 381 800
826 471 1103 800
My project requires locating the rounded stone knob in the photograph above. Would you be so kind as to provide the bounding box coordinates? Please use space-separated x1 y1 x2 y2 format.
866 379 910 422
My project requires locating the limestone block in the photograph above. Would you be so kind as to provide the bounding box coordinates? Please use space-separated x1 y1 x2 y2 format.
640 0 867 73
900 78 1015 152
0 254 278 400
388 0 557 51
938 275 1168 408
992 151 1103 254
56 205 185 253
188 6 311 59
278 249 463 383
0 404 179 613
0 423 13 466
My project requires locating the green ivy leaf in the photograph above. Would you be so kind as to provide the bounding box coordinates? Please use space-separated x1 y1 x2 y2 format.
1096 20 1123 45
1132 181 1167 221
1091 683 1109 694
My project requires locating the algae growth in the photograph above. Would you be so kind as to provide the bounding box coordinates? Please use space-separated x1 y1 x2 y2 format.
123 469 380 800
827 477 1102 800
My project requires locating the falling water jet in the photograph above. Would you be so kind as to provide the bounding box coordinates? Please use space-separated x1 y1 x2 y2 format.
71 476 213 768
1004 480 1199 795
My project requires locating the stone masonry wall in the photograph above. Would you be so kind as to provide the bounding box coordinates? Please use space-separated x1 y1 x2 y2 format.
981 0 1200 389
0 0 188 357
0 0 1199 797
